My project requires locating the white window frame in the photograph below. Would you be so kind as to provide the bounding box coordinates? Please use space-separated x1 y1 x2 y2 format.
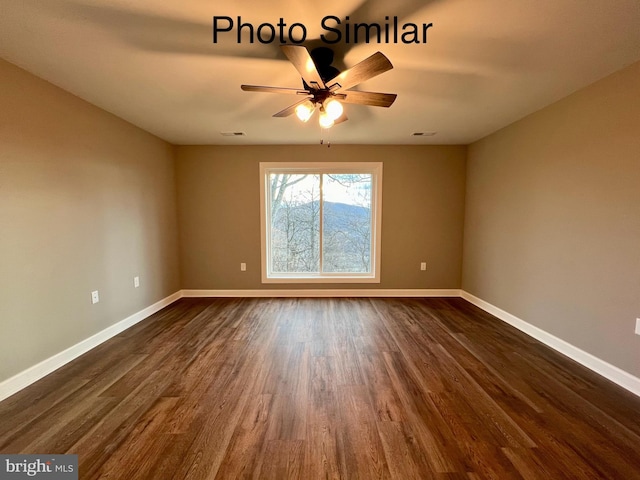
260 162 382 283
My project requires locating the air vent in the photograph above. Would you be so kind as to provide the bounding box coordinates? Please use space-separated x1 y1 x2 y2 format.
220 131 247 137
411 131 437 137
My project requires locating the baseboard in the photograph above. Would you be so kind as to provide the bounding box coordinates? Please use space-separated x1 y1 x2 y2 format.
3 289 638 402
460 290 640 398
181 288 462 298
0 291 183 403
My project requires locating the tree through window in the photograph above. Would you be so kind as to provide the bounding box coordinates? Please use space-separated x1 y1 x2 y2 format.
260 163 382 283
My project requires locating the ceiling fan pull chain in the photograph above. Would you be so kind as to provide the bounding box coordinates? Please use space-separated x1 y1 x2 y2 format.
319 122 332 147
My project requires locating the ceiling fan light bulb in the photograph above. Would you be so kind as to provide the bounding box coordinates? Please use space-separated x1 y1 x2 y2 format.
319 110 334 129
295 101 314 122
324 99 343 120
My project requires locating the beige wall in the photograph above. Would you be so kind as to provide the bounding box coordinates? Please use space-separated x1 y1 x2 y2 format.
0 59 181 382
463 61 640 376
175 145 467 290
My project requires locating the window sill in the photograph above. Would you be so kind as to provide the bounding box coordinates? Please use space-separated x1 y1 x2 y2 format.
262 275 380 284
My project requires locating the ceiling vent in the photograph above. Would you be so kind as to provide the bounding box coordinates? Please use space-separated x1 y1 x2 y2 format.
411 131 437 137
220 131 247 137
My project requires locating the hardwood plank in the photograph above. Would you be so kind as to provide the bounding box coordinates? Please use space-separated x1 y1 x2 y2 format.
381 350 465 474
87 396 181 479
260 439 305 479
376 420 439 479
336 384 392 478
302 389 343 479
212 393 273 479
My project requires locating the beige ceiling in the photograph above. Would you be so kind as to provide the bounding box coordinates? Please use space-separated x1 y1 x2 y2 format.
1 0 639 145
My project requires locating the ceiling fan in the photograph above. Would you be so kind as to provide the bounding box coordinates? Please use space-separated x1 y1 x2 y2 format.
241 45 397 128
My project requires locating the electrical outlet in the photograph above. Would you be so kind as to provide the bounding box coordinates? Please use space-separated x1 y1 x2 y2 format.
420 262 427 271
635 318 640 335
134 276 140 288
240 263 247 272
91 290 99 304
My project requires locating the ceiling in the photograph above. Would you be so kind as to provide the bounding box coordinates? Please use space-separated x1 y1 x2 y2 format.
1 0 639 145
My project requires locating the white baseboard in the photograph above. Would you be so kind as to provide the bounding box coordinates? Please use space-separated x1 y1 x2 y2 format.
460 290 640 397
181 288 461 298
0 291 183 403
3 289 638 402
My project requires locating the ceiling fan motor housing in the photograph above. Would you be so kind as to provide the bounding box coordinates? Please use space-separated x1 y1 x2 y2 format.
303 47 340 89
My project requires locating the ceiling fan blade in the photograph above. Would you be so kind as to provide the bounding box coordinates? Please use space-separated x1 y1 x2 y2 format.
273 98 312 118
241 85 308 95
280 45 326 90
327 52 393 92
339 90 397 108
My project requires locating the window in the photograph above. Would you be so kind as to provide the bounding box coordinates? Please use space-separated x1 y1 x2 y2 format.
260 162 382 283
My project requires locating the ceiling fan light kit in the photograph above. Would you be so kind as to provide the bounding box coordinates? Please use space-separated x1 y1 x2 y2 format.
324 99 344 120
294 101 314 122
318 107 335 129
241 45 397 130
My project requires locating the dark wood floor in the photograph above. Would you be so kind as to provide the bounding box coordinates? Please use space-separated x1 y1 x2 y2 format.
1 298 639 479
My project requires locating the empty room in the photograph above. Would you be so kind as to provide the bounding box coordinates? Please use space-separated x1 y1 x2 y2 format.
1 0 639 478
